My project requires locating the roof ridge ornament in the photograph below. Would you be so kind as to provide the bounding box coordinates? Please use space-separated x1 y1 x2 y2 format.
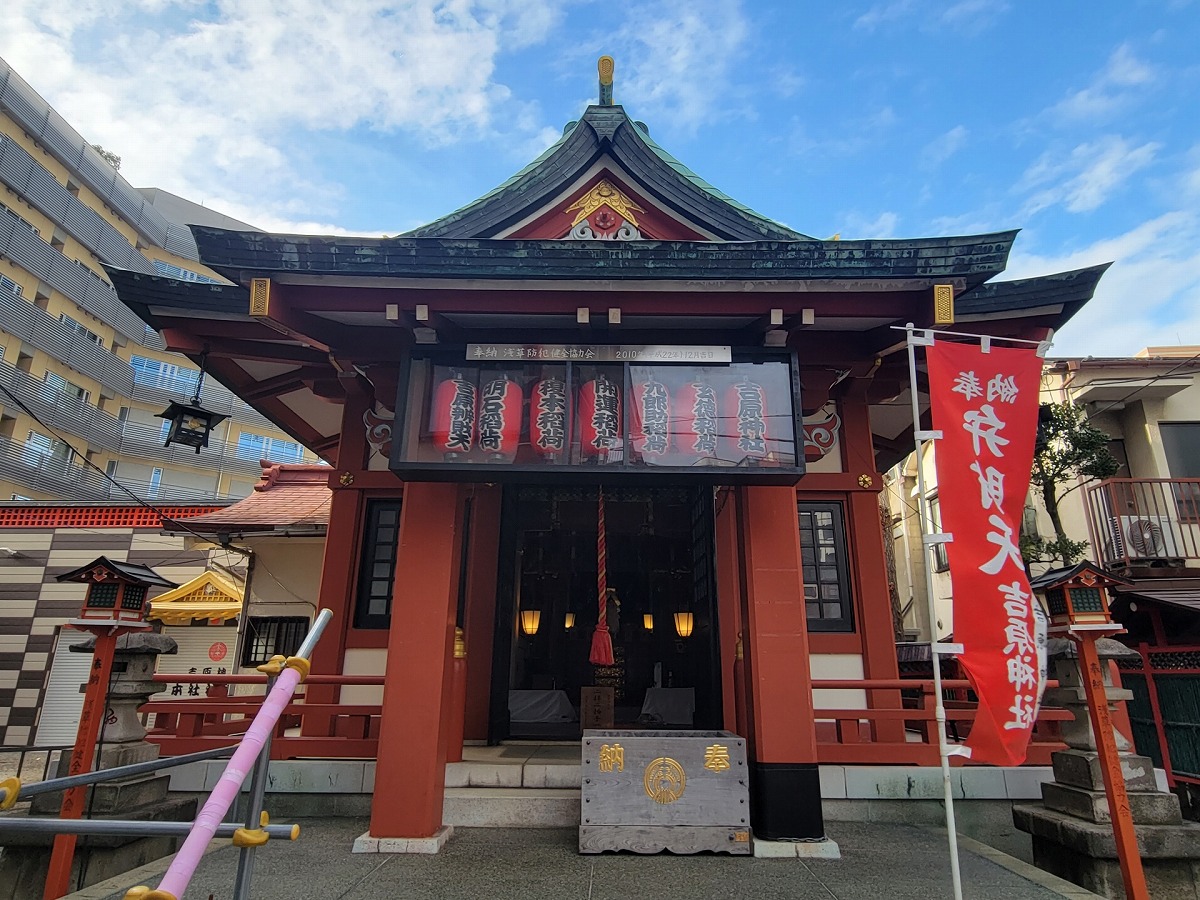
598 55 614 106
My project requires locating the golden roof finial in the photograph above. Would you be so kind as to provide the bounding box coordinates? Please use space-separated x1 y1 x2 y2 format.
598 55 615 106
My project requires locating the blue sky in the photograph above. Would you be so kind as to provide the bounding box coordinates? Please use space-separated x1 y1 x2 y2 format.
3 0 1199 356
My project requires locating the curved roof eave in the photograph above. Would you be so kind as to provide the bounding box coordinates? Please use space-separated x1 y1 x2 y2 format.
403 105 812 242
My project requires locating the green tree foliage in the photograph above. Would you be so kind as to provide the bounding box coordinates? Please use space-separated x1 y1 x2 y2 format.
1022 402 1119 566
90 144 121 171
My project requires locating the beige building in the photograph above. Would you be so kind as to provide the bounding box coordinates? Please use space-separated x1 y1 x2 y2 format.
886 347 1200 642
0 56 321 505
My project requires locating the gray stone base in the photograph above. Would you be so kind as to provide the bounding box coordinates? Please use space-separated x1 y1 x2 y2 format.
352 824 453 854
579 824 752 855
753 838 841 859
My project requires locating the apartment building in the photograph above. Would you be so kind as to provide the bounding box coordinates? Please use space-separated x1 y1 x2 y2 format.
0 56 321 504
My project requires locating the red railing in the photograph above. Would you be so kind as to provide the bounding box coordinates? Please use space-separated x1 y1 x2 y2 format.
811 678 1069 765
1085 478 1200 569
143 674 385 759
144 674 1070 766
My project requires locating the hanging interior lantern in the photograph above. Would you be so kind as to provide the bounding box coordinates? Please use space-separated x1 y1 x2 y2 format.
643 613 654 632
529 377 568 461
564 612 576 631
673 612 694 639
430 373 477 460
724 378 769 464
578 375 622 459
157 349 228 453
675 380 719 463
630 378 671 460
477 374 523 462
520 609 541 635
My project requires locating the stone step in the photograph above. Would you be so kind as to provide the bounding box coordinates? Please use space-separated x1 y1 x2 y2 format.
446 760 581 789
443 787 581 828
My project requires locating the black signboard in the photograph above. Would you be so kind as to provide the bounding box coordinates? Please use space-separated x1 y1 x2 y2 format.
390 346 804 485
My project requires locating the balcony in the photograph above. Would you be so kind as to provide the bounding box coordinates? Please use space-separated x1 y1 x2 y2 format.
1085 478 1200 574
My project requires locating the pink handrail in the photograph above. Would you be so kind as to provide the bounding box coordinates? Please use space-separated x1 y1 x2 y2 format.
129 609 332 900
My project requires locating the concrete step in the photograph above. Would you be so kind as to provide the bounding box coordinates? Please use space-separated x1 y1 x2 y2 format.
443 787 581 827
446 760 581 789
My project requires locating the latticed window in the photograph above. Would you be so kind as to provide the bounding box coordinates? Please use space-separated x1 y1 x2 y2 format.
354 500 403 629
121 584 147 611
799 501 854 632
241 616 309 667
87 583 119 609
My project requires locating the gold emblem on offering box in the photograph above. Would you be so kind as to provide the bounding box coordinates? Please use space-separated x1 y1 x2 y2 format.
598 743 624 773
644 757 686 804
704 744 731 773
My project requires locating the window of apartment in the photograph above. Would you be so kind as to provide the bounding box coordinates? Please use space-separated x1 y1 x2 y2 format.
105 460 118 479
0 275 21 298
147 467 163 500
151 260 223 285
130 355 200 395
23 431 73 468
59 313 104 348
798 501 854 632
1160 423 1200 520
355 500 403 629
0 201 38 236
241 616 310 667
43 371 90 404
927 494 950 573
236 432 303 463
160 419 172 440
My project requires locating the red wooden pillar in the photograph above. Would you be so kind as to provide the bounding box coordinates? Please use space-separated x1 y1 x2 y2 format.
370 482 462 839
737 485 825 840
841 398 904 742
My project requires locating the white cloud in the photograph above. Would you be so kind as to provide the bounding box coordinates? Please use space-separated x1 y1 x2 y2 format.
1048 44 1157 122
0 0 563 231
922 125 968 167
841 211 899 239
613 0 750 133
854 0 1007 32
1004 211 1200 357
1019 136 1160 214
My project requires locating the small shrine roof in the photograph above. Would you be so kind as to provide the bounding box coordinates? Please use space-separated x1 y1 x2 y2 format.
149 570 242 625
56 556 178 587
170 463 332 535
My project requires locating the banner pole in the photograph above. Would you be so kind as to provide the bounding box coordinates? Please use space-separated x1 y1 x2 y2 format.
904 322 964 900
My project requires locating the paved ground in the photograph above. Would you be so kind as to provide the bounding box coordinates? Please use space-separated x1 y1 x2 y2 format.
73 819 1099 900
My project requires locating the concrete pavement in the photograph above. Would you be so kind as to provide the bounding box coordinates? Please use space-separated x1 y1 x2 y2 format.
73 819 1101 900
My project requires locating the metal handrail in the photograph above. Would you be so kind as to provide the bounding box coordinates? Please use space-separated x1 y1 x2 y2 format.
16 745 236 801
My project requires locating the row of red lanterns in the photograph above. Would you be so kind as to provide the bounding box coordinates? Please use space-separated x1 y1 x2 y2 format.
429 373 775 463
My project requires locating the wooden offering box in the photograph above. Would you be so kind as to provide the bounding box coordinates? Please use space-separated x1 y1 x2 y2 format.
580 729 751 854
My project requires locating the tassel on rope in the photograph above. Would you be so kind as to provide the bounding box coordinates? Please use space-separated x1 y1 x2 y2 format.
589 486 615 666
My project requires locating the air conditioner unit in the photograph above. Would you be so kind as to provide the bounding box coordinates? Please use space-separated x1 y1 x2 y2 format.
1108 515 1186 561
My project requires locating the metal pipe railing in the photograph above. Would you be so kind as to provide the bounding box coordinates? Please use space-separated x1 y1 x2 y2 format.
16 745 237 801
0 819 298 840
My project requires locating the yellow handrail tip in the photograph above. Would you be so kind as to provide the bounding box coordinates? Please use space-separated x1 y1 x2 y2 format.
0 776 20 810
123 889 177 900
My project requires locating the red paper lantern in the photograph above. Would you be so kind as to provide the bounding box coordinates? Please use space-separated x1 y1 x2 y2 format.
724 379 769 463
578 375 622 459
430 374 477 460
530 377 568 461
630 378 671 460
675 381 720 461
477 375 523 462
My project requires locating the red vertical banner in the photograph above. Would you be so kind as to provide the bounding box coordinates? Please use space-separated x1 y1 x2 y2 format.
927 340 1044 766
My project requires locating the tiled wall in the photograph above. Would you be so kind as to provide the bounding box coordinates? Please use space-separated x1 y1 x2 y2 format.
0 526 211 746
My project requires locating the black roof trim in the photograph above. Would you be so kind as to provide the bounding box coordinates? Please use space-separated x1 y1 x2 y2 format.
403 105 809 241
187 227 1019 287
957 262 1111 325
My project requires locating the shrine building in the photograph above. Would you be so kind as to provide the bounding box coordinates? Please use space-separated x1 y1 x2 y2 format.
107 60 1108 846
